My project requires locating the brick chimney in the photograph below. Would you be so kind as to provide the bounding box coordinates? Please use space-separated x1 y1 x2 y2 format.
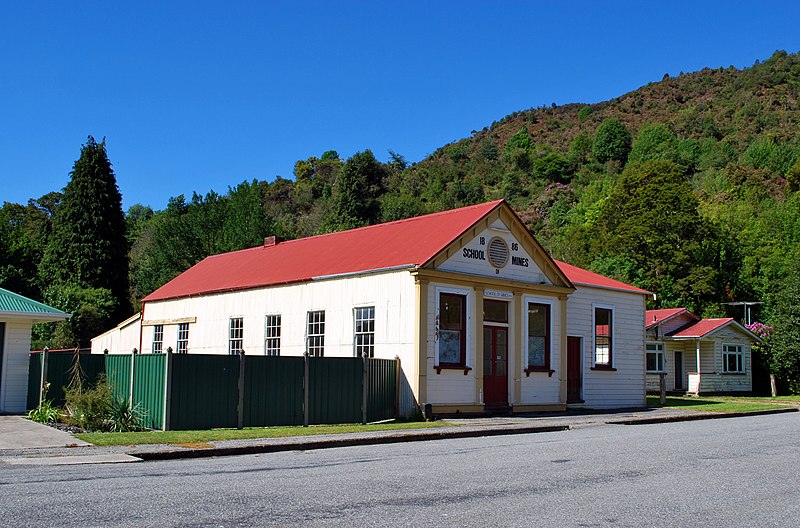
264 236 283 247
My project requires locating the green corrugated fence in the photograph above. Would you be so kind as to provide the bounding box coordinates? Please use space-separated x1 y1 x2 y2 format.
28 351 399 430
26 350 105 409
169 354 238 430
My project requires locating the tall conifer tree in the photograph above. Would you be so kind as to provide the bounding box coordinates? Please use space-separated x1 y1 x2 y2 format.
40 136 130 323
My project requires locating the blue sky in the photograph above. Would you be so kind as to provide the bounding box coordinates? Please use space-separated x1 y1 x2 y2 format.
2 1 799 210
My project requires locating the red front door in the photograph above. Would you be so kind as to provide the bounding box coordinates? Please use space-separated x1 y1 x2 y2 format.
567 336 582 403
483 326 508 407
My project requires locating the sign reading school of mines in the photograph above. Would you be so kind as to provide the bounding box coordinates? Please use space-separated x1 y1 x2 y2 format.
94 199 651 416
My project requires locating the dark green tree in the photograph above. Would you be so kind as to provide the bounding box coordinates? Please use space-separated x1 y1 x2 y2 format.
593 118 632 164
325 150 386 231
595 160 725 311
768 263 800 393
39 136 130 343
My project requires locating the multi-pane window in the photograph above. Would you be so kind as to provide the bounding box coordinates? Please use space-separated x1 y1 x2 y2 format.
152 325 164 354
438 293 467 366
594 307 613 367
265 315 281 356
723 344 744 373
229 317 244 355
177 323 189 354
307 311 325 356
354 306 375 358
527 302 550 369
646 342 664 372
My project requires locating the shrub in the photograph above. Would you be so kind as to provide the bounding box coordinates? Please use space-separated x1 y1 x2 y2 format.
107 398 144 433
64 374 114 432
27 399 61 424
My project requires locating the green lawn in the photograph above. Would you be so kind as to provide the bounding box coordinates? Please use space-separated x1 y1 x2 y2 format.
646 395 795 413
76 421 448 447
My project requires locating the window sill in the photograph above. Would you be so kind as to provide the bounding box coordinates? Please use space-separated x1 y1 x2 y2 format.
646 371 667 374
524 367 555 377
435 365 472 375
721 372 746 375
591 365 617 372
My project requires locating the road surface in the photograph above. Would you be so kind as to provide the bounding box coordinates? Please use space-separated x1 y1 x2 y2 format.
2 413 798 527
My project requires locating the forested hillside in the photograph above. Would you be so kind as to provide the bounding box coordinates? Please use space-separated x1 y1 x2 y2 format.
3 50 800 373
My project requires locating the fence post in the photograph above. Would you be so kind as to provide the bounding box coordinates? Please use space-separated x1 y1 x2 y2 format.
361 355 368 425
395 356 401 419
303 352 309 427
163 347 173 431
39 347 49 406
659 372 666 405
237 350 246 429
129 348 137 407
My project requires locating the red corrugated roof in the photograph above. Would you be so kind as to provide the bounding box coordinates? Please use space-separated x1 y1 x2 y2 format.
143 200 504 302
645 308 692 328
553 260 650 295
143 200 648 302
669 318 734 338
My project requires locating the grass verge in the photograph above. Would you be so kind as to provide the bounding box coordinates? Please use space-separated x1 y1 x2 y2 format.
646 395 793 413
76 421 447 447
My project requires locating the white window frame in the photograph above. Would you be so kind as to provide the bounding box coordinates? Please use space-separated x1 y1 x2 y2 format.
592 303 615 368
152 324 164 354
229 317 244 355
265 314 281 356
523 296 555 371
722 343 745 373
353 306 375 358
646 342 665 373
177 322 189 354
306 310 325 357
434 286 472 368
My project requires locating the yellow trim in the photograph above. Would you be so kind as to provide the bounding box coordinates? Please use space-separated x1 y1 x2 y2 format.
512 404 567 413
141 317 196 326
411 269 573 296
513 290 523 404
474 287 484 404
415 279 428 407
430 404 485 414
559 295 568 404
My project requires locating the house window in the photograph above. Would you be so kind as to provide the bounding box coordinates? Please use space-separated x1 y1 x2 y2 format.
265 315 281 356
646 342 664 372
354 306 375 358
152 325 164 354
229 317 244 355
438 293 467 366
723 344 744 373
177 323 189 354
527 302 550 369
307 310 325 357
594 307 613 367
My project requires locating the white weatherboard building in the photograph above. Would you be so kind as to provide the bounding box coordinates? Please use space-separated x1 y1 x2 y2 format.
0 288 70 413
96 200 651 414
645 308 761 394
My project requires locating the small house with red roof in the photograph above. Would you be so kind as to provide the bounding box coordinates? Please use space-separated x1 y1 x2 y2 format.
645 308 762 394
103 200 651 414
0 288 70 413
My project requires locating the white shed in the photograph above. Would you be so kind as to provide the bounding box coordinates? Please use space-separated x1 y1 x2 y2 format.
0 288 70 413
101 200 651 414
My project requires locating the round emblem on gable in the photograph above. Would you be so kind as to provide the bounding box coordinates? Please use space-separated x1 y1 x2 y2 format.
487 237 509 268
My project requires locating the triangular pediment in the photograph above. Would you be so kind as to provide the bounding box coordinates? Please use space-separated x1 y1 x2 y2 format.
422 202 573 289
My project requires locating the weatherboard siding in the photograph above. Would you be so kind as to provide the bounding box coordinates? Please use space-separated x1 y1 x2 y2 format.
1 320 32 413
566 287 646 409
142 270 418 410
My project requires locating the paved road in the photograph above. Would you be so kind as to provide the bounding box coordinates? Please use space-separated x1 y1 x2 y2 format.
2 414 798 527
